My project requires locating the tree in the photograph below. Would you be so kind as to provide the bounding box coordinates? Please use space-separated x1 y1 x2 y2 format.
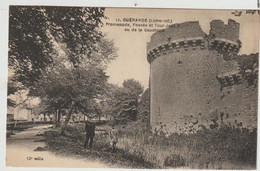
8 6 118 133
7 77 21 107
9 6 106 88
235 53 258 71
28 34 117 132
234 53 259 86
110 79 144 123
30 66 109 134
31 100 51 122
137 88 150 122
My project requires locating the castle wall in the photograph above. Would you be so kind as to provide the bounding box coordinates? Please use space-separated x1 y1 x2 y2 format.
221 81 258 129
210 19 240 42
148 20 257 135
147 21 205 53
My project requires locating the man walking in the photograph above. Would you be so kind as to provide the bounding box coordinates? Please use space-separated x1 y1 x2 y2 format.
84 120 95 150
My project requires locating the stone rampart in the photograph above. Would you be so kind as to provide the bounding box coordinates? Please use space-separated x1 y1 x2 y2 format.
148 19 257 134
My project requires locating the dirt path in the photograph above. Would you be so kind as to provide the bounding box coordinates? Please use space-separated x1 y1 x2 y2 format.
6 125 115 168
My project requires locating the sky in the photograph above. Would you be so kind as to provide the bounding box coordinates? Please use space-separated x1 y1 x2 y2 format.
101 8 259 89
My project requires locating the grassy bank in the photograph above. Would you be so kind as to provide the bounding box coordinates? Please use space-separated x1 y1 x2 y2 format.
116 121 256 169
45 122 256 169
44 124 156 169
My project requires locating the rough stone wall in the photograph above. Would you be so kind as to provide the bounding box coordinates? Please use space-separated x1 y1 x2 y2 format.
210 19 240 42
148 20 257 135
147 21 205 52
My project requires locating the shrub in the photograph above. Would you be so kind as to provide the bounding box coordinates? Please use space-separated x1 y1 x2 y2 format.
164 154 186 167
45 122 256 169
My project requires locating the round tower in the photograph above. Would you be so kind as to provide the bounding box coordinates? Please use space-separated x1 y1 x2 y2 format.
147 20 256 134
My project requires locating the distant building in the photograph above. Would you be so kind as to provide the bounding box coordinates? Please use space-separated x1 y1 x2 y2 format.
7 106 32 121
6 106 54 122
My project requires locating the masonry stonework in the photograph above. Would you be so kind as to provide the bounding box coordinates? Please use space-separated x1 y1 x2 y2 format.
147 20 257 134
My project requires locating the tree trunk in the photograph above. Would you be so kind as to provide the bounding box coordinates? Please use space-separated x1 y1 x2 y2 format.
53 109 58 128
57 110 61 125
60 102 74 135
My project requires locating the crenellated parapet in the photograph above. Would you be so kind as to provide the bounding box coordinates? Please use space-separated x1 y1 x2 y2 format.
147 21 205 51
147 37 205 63
148 19 257 135
209 19 241 59
147 19 241 63
147 21 206 63
216 71 243 87
209 38 240 60
209 19 240 42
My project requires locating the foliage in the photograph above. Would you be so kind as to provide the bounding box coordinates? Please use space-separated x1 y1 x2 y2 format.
9 6 105 88
122 79 144 96
164 154 185 167
9 6 53 87
235 53 258 71
234 53 258 86
45 122 256 169
115 122 256 169
29 65 109 131
137 88 150 122
7 80 31 109
45 124 155 169
108 79 144 123
32 67 108 102
29 35 117 130
7 77 21 107
8 6 118 133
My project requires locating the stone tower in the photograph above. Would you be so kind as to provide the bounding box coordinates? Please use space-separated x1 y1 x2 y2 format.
147 20 257 134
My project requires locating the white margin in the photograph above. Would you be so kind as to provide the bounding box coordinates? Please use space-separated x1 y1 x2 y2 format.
0 1 259 171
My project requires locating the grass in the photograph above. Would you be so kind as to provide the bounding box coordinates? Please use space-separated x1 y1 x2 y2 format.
116 121 256 169
44 123 156 169
45 122 256 169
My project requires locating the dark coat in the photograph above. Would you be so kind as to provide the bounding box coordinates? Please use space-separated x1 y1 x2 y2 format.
85 121 95 136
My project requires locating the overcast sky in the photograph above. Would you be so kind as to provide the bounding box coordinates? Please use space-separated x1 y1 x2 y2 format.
101 8 259 89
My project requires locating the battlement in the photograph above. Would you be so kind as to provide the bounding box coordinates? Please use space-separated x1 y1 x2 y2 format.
209 19 240 42
147 19 241 63
209 19 241 58
216 70 243 87
147 21 205 53
147 37 206 63
148 19 256 135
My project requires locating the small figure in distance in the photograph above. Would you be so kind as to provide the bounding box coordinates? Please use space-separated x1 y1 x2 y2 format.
109 124 118 153
84 120 95 151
